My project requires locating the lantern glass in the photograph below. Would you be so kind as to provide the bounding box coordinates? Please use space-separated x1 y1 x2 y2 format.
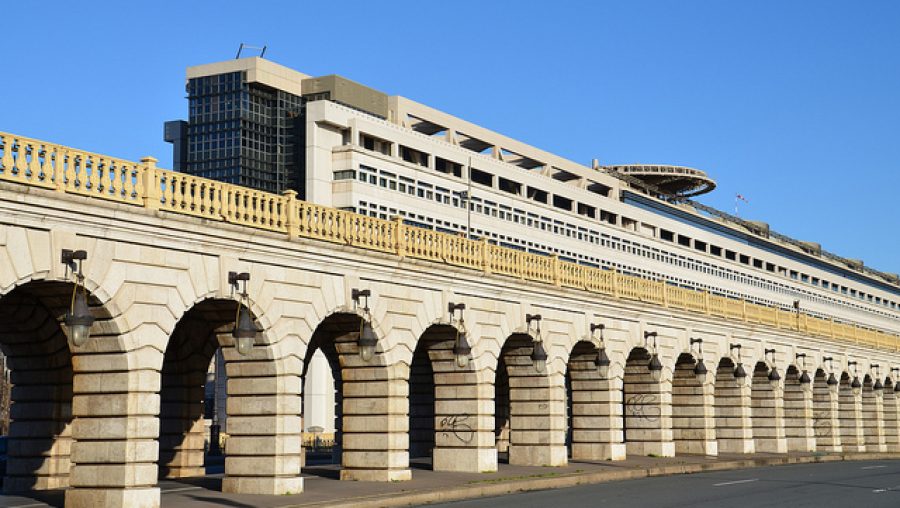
65 290 95 348
358 321 378 362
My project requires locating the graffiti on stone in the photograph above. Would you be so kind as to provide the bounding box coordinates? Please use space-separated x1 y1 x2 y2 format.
439 414 474 443
625 394 660 422
813 411 832 437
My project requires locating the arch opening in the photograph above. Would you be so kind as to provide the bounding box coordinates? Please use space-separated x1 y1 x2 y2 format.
671 352 713 455
838 371 864 452
408 323 482 471
751 361 785 453
884 377 900 452
861 375 884 451
812 369 839 451
494 333 564 466
0 281 110 492
300 332 341 466
157 298 242 480
622 347 670 457
783 366 813 452
714 357 753 454
565 340 614 461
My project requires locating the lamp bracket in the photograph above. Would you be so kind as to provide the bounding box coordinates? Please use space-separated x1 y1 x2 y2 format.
61 249 88 279
351 288 372 313
228 271 250 297
448 302 466 313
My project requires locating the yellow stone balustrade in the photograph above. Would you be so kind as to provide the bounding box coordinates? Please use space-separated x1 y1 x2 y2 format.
1 130 897 352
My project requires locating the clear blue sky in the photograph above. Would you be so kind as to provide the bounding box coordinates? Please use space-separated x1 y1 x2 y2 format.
4 1 898 273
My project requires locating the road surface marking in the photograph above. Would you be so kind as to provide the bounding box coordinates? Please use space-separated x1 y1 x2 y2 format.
862 465 888 470
714 478 759 487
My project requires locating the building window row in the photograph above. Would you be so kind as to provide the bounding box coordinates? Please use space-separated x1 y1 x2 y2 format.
348 164 899 324
352 133 900 317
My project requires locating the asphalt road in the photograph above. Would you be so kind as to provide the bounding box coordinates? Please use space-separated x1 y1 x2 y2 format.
429 460 900 508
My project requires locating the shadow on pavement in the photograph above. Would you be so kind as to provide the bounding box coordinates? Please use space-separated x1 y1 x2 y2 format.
0 489 64 507
181 494 257 508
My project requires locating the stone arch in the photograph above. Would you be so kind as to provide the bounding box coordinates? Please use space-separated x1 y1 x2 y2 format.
156 298 238 480
0 270 136 496
407 321 494 472
783 365 815 452
884 377 900 452
671 352 715 455
812 368 840 452
622 347 673 457
714 357 753 453
156 296 304 495
305 310 410 482
565 340 622 461
839 371 864 452
751 362 786 453
300 334 341 465
0 280 101 492
861 374 886 452
495 332 565 466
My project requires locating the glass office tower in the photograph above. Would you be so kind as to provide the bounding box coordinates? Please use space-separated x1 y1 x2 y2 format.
166 58 388 199
171 68 304 195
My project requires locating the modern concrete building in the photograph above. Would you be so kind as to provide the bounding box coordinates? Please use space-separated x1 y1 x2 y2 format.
169 57 900 341
165 57 389 197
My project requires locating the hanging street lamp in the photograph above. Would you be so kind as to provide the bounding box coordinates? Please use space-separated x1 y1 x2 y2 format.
449 302 472 369
765 348 781 389
352 288 378 362
690 338 708 384
796 353 811 390
527 314 547 373
591 323 610 379
730 343 747 387
229 272 258 356
644 331 662 383
61 249 95 348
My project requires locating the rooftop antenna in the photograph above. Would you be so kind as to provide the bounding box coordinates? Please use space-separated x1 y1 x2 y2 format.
236 43 267 59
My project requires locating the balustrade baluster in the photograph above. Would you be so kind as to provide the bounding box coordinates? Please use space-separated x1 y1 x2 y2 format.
28 143 41 181
14 139 28 178
0 135 13 174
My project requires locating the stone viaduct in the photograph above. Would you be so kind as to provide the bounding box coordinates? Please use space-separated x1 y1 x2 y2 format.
1 132 899 507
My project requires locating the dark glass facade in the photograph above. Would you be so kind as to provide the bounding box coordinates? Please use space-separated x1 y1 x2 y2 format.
183 71 305 195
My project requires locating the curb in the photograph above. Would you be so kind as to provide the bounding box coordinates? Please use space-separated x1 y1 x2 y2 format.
280 453 900 508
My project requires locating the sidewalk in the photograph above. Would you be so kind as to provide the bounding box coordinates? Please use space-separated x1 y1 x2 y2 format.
3 452 899 508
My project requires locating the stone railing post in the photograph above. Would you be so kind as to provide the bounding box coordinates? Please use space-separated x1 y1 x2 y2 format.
141 156 160 211
52 145 68 192
393 216 406 258
551 254 560 286
282 190 299 239
481 237 491 274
